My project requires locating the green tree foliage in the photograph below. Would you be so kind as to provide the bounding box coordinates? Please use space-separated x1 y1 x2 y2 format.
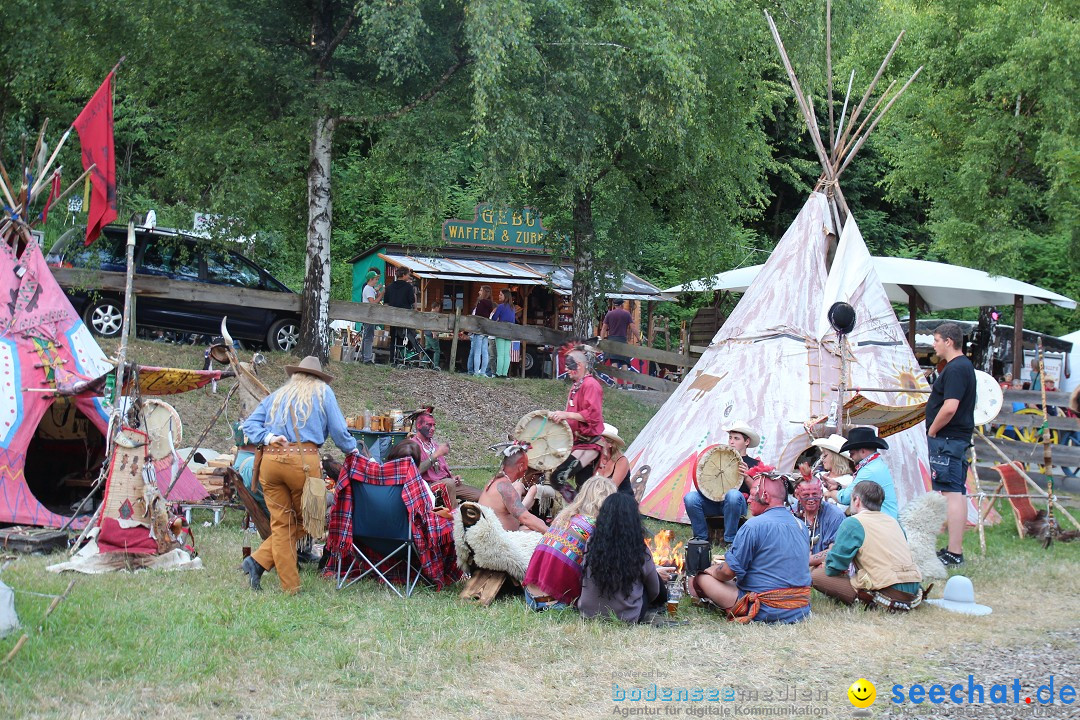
858 0 1078 334
463 0 789 334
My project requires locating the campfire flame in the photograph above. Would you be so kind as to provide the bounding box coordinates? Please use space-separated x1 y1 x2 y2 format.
645 529 684 572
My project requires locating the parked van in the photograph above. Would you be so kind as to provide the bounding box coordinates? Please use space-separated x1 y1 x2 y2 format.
47 225 301 351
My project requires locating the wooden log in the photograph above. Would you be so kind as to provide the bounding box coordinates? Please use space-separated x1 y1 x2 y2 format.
1001 389 1072 405
54 267 302 313
598 364 678 393
972 435 1080 467
594 339 694 368
459 568 513 606
991 410 1077 433
449 308 461 372
458 314 566 345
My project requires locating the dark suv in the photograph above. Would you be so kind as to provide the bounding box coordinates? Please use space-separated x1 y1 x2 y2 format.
47 225 301 351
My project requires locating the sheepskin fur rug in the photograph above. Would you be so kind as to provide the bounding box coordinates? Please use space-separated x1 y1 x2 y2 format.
453 502 542 580
899 492 948 581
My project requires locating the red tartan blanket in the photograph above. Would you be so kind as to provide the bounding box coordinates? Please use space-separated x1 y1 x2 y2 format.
325 453 460 590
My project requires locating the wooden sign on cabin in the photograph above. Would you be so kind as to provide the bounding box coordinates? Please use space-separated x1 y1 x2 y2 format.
441 203 563 252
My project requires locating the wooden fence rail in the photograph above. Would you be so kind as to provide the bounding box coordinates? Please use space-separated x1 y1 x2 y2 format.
52 267 695 369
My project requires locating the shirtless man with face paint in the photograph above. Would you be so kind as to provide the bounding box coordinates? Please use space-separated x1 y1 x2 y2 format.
477 448 548 533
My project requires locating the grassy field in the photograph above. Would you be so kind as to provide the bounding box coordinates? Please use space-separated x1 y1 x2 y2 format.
2 338 1078 719
2 510 1077 720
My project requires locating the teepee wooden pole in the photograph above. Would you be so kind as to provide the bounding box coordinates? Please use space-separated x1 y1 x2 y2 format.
826 0 835 150
28 128 71 199
834 79 895 163
765 11 849 225
832 31 905 163
834 69 855 154
807 96 848 229
837 67 922 178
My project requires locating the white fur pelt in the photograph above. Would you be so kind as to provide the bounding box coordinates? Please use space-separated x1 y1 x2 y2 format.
899 492 948 581
453 502 542 581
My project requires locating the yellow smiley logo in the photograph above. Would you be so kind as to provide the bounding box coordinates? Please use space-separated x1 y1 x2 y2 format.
847 678 876 708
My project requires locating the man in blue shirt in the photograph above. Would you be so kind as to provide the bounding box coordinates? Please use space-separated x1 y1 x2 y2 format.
687 468 812 623
826 427 899 520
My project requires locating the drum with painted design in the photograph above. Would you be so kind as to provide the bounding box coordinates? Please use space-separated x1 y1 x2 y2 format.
692 444 742 502
513 410 573 472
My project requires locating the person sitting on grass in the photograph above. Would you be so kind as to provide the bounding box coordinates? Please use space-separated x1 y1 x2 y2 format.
522 477 617 611
811 480 925 612
791 476 846 568
477 447 547 533
686 468 812 624
578 492 676 623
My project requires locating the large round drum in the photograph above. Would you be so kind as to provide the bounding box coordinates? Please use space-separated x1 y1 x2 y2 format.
973 370 1004 427
513 410 574 472
693 444 742 502
142 399 183 461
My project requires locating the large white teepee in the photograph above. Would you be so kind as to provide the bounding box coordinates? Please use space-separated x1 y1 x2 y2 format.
628 9 937 523
628 192 932 523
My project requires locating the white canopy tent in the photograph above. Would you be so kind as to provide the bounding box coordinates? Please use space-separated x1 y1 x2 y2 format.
665 257 1076 371
664 256 1076 311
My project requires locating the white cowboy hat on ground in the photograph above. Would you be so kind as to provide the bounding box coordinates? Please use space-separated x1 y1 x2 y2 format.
285 355 335 383
811 433 850 458
725 421 760 448
926 575 992 616
600 423 625 447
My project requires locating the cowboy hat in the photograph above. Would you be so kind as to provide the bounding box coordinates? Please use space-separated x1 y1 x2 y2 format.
725 421 760 448
600 423 625 447
811 433 850 458
925 575 992 616
284 356 334 383
839 426 888 453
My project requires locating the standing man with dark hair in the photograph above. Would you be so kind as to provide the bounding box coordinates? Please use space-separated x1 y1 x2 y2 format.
601 299 635 369
384 266 417 364
926 322 976 567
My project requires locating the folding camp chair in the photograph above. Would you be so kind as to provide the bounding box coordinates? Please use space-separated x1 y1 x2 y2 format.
335 477 429 598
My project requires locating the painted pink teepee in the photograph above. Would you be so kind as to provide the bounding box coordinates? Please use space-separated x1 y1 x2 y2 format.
0 237 112 528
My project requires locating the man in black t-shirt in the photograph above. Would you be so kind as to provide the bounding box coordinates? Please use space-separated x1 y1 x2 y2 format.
926 322 976 567
384 266 417 363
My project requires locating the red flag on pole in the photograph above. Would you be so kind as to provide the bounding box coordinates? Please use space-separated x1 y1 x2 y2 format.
72 71 117 245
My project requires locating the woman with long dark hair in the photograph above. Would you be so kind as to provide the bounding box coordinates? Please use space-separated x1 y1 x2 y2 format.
579 493 674 622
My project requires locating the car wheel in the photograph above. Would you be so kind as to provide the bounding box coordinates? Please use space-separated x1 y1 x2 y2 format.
267 318 300 352
84 299 124 338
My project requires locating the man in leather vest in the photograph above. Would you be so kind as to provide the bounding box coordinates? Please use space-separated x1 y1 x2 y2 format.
811 480 925 612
